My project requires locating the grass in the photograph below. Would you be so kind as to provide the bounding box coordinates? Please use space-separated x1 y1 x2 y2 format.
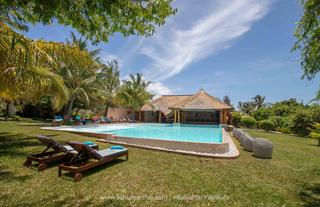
0 119 319 207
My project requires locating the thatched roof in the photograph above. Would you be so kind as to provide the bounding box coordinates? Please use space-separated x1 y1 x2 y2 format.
170 89 232 110
141 95 190 115
141 89 232 115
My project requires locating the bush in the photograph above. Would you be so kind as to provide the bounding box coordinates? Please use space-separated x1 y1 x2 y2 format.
291 109 313 136
252 107 270 121
12 115 21 121
241 116 257 128
231 112 242 127
276 127 291 134
259 120 275 132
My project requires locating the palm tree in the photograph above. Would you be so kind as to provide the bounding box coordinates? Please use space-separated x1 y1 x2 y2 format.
223 95 231 105
117 73 153 121
58 32 102 115
66 32 101 60
96 60 120 116
59 63 98 116
0 21 69 119
238 101 255 115
252 95 265 109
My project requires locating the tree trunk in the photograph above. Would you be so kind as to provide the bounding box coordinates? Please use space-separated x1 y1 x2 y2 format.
75 108 79 116
139 109 142 123
66 95 75 116
104 104 109 117
4 101 10 121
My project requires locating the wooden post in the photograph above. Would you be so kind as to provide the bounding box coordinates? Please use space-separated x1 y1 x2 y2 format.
178 109 180 123
174 109 176 123
181 111 184 123
159 111 162 123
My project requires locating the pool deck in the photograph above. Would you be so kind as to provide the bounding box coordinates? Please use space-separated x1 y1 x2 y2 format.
41 124 239 158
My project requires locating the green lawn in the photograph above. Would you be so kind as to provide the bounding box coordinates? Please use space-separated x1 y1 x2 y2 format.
0 120 319 207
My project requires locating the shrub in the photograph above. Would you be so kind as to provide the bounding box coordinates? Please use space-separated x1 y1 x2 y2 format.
259 120 275 132
231 112 242 127
276 127 291 134
291 109 313 136
269 116 285 127
12 115 21 121
241 116 257 128
252 107 271 121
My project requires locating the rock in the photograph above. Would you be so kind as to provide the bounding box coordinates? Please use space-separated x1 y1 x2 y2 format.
242 135 254 152
252 138 273 159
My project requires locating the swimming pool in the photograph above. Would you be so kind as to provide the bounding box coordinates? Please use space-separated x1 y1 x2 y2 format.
106 124 222 143
43 123 238 158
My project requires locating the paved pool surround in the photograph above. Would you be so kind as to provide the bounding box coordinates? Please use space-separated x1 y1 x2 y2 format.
42 124 239 158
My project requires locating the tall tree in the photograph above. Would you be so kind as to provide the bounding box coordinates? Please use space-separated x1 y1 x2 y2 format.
293 0 320 80
96 60 120 116
238 101 255 115
223 95 231 106
0 22 69 119
0 0 176 43
293 0 320 99
252 95 265 109
117 73 153 121
58 33 104 116
66 32 101 60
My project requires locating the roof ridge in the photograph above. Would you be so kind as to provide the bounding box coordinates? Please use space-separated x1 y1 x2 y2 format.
161 95 192 96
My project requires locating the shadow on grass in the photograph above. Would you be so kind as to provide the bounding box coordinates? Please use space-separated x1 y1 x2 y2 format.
300 182 320 207
0 164 32 183
13 194 95 207
18 123 51 127
0 132 62 157
60 159 127 181
0 132 44 157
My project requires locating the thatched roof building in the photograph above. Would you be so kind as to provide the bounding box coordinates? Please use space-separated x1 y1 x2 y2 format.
141 89 232 124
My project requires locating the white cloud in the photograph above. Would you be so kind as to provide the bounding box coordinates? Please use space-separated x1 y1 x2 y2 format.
214 71 225 77
250 57 296 72
148 82 173 99
141 0 270 81
100 52 122 66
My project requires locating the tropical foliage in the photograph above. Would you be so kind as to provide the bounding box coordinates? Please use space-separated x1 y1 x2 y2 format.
0 0 174 120
293 0 320 100
235 96 320 136
223 95 231 105
117 73 153 113
0 21 69 119
259 120 275 132
0 22 154 120
241 116 257 128
0 0 176 43
308 123 320 146
95 60 121 116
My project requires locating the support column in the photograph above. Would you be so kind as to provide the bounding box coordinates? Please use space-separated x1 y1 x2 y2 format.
221 110 226 124
219 110 223 124
178 109 180 123
174 109 176 123
159 111 162 123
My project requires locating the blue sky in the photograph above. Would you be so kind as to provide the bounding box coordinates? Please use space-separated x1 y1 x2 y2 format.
23 0 319 105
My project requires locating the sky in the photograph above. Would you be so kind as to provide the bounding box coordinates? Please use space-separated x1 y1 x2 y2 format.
23 0 320 105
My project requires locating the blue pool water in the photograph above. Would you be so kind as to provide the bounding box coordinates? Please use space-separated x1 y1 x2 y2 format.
105 124 222 143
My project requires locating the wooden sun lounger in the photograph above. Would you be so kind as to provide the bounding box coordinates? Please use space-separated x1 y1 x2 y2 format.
23 135 76 171
58 142 128 182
